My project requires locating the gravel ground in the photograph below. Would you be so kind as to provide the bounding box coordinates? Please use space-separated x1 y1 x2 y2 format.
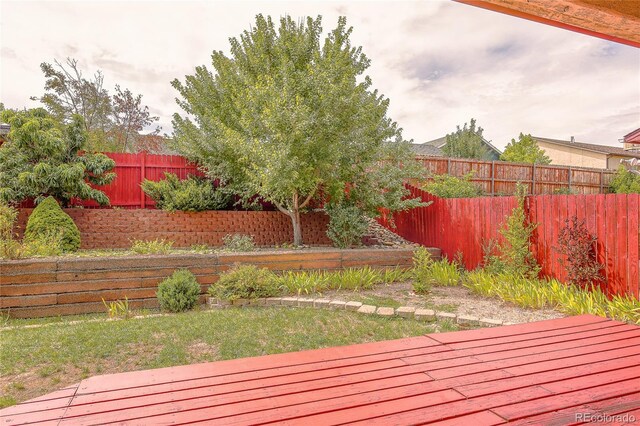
322 282 565 324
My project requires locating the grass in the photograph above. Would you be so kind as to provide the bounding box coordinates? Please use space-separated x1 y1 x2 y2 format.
0 307 449 407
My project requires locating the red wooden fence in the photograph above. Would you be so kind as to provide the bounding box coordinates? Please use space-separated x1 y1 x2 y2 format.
379 186 640 298
82 152 203 208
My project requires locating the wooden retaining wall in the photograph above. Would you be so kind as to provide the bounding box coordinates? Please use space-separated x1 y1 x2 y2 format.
0 248 432 318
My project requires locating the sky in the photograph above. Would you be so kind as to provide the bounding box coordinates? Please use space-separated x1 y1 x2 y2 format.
1 0 639 150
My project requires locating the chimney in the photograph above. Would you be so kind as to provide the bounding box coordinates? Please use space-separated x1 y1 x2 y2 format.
570 136 575 143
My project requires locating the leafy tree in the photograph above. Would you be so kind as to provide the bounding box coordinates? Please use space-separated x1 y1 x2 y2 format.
442 118 490 160
110 85 161 152
423 172 483 198
33 58 163 153
171 15 425 245
0 108 116 206
609 165 640 194
500 133 551 164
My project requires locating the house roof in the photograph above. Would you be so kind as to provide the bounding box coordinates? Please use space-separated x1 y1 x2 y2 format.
623 128 640 144
417 135 502 156
410 143 443 157
533 136 640 158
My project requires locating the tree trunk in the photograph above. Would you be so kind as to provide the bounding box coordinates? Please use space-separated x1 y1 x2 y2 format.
290 208 303 246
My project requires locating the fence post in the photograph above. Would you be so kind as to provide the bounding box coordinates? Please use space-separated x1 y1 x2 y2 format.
490 161 495 196
447 158 451 175
568 166 572 193
532 163 537 195
140 151 147 208
599 170 604 193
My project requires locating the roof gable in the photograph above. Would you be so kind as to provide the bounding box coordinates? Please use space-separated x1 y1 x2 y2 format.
533 136 639 158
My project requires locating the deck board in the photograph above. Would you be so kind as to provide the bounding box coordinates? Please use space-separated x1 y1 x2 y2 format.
2 314 639 425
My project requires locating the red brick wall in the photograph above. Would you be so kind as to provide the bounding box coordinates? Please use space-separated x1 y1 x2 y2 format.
0 248 435 318
15 209 331 249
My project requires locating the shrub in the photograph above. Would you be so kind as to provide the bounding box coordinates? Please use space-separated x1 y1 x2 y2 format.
221 234 256 252
0 203 20 259
495 184 540 278
555 216 603 288
325 204 369 248
21 232 64 257
157 269 201 312
412 248 461 293
141 172 231 211
23 197 79 252
412 247 434 294
609 166 640 194
209 265 282 301
131 238 174 254
428 259 462 286
423 172 483 198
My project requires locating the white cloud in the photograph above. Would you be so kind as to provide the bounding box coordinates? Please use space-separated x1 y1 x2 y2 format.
1 0 638 148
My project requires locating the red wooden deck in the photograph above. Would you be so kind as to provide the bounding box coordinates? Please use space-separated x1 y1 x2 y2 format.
2 314 639 425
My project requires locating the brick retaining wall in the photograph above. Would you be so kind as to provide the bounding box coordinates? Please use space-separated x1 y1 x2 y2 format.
0 248 439 318
15 209 331 249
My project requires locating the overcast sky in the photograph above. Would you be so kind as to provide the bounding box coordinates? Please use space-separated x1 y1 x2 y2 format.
1 0 639 149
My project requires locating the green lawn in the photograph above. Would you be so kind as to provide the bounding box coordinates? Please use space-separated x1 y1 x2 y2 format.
0 307 454 408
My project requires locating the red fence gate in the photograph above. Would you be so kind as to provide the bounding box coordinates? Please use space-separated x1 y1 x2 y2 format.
379 186 640 298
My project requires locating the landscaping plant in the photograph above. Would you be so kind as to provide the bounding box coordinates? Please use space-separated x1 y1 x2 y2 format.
556 216 603 288
210 265 282 301
463 269 639 324
157 269 201 312
325 203 369 248
423 172 483 198
23 196 79 253
0 108 115 206
412 248 461 293
412 247 434 294
272 266 407 295
130 238 174 254
221 234 256 252
0 203 21 259
141 172 230 212
494 184 540 278
102 297 132 319
171 15 425 246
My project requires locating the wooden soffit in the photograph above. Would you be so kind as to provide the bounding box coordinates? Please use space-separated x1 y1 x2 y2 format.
455 0 640 48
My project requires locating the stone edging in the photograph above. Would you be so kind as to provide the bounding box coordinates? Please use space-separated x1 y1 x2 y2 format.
207 297 514 328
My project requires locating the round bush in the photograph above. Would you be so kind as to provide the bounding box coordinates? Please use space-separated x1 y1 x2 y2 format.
209 264 282 301
157 269 201 312
24 196 80 252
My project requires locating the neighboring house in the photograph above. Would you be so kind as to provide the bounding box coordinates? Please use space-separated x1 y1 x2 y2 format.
0 123 9 146
410 136 502 160
533 136 640 170
622 128 640 153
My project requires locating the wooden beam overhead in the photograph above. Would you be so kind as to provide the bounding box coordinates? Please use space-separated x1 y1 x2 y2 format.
455 0 640 48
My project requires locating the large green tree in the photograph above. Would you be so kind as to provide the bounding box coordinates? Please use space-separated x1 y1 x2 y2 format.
442 118 490 160
500 133 551 164
0 108 116 206
33 58 162 153
171 15 425 245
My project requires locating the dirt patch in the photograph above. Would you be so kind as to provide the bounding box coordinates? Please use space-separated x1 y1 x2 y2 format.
187 341 220 363
319 282 564 324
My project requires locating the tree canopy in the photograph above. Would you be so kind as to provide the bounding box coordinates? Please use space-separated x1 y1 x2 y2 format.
171 15 425 245
0 108 116 206
33 58 162 153
442 118 491 160
500 133 551 164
